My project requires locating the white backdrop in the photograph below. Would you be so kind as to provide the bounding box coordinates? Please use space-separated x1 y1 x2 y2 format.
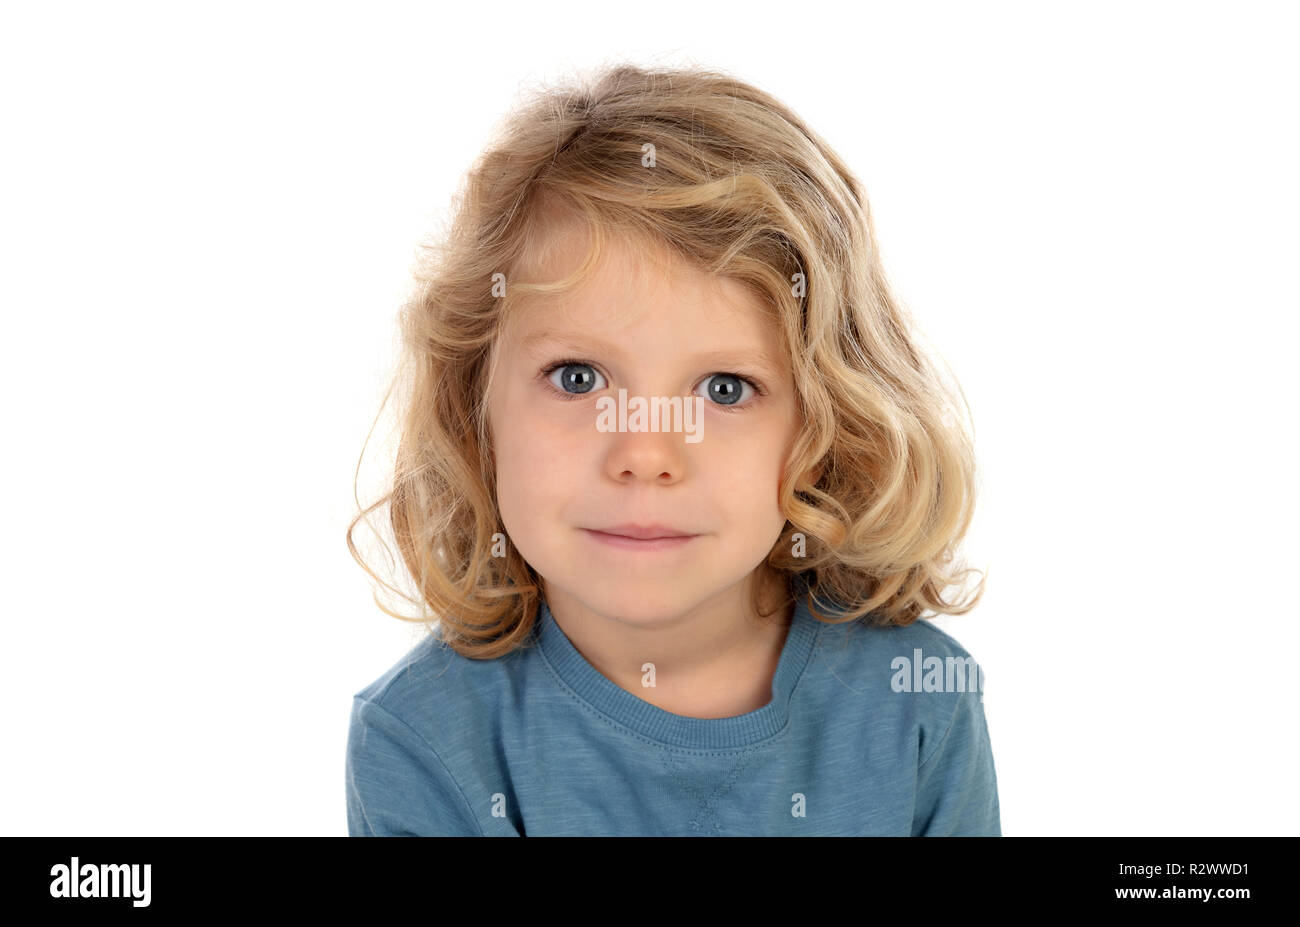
2 0 1296 836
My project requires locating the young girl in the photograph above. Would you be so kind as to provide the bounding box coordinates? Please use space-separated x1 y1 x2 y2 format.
345 63 998 836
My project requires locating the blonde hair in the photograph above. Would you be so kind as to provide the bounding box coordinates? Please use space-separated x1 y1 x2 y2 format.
347 62 986 659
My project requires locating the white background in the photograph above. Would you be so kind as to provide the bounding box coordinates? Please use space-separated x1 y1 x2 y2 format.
2 0 1296 836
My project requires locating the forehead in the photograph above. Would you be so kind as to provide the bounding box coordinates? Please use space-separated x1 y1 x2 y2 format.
502 219 785 364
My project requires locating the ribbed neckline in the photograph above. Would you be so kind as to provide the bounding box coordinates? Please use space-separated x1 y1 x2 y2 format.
533 589 822 749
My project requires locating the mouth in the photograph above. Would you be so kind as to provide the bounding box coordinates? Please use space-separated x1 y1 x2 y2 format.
581 525 700 551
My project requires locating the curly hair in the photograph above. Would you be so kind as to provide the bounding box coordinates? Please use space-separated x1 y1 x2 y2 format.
346 62 986 659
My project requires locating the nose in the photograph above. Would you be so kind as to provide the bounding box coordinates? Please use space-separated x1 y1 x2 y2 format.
602 425 688 484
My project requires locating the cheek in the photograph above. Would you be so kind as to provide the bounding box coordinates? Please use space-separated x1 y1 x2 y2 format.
704 424 789 513
489 379 551 475
488 386 536 532
491 394 590 531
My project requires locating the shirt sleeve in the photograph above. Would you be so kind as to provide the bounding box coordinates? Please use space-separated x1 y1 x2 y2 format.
345 696 483 836
911 690 1001 836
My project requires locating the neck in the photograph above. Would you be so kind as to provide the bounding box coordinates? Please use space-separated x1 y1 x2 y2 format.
542 571 794 719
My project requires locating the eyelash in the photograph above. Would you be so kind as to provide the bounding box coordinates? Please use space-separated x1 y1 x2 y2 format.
538 357 765 413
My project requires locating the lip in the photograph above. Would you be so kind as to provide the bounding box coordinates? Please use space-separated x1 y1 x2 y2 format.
592 523 697 540
581 525 700 552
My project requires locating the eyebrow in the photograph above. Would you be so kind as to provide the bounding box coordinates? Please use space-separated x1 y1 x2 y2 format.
520 329 784 375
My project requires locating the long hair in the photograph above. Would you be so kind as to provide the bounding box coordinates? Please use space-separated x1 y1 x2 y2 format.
347 62 986 659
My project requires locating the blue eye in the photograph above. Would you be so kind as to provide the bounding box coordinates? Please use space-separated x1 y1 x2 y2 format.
696 373 754 407
545 361 606 395
540 358 763 411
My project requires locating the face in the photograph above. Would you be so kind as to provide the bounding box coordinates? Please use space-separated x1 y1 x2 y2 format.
485 225 801 626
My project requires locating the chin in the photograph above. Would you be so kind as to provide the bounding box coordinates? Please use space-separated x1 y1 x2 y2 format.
558 582 711 625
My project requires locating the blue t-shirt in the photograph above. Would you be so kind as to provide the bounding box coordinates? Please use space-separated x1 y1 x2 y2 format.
345 590 1000 836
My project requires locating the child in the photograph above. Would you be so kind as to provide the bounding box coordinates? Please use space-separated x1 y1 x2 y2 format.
345 63 999 836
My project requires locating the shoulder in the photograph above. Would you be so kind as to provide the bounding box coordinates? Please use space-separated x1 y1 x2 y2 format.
347 628 527 836
350 625 536 753
352 629 464 710
805 610 988 763
809 607 985 682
